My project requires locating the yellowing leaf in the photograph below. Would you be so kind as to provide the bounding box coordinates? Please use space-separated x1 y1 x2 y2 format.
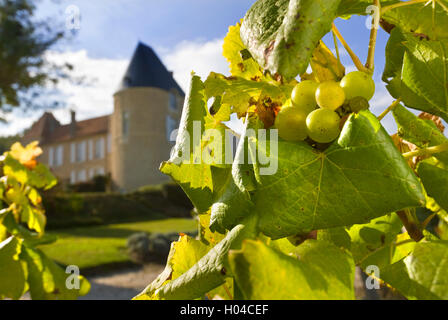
0 236 27 299
228 240 355 299
170 235 210 279
310 41 345 82
9 141 42 169
223 22 263 80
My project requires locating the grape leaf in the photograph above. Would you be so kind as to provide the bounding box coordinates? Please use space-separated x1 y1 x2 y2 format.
317 227 351 250
135 218 257 300
198 211 226 246
383 27 406 82
400 34 448 121
381 240 448 300
9 141 42 169
222 22 264 80
418 162 448 213
337 0 399 17
160 74 231 212
310 41 345 82
170 235 210 280
3 154 57 190
204 72 290 116
228 239 355 299
209 117 259 233
382 2 448 40
253 111 425 239
0 237 27 300
20 204 46 235
21 246 90 300
240 0 341 80
393 104 448 163
347 213 403 265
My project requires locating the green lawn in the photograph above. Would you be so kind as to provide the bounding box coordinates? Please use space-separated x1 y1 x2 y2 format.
39 218 197 271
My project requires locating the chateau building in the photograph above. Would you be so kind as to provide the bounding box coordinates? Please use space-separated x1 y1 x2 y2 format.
22 42 184 192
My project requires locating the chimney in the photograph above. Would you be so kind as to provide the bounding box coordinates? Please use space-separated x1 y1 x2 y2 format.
70 110 76 137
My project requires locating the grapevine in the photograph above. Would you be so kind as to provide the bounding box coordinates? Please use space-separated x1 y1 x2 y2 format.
0 142 90 300
134 0 448 300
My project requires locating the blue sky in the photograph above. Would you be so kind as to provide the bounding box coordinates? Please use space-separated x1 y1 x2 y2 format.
1 0 398 135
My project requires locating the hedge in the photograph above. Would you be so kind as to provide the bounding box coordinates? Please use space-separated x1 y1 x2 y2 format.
43 182 194 229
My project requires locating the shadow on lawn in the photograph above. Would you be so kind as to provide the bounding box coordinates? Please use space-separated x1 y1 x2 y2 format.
57 227 147 239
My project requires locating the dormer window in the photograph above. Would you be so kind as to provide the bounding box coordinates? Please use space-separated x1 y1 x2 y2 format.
124 76 132 86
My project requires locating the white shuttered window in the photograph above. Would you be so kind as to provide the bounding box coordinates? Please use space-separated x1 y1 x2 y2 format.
48 147 54 167
70 143 76 163
56 145 63 166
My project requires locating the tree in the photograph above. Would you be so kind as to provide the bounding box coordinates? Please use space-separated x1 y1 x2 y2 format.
0 0 71 115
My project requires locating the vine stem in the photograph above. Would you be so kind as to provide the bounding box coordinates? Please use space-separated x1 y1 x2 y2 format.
332 29 341 64
331 23 370 73
422 212 437 229
397 210 424 242
365 0 380 71
381 0 430 15
223 283 233 300
377 98 402 121
437 0 448 13
402 142 448 159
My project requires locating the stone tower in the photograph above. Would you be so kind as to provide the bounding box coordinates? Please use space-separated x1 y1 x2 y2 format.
111 42 184 192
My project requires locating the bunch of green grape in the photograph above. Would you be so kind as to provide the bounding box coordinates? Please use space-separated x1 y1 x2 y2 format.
274 71 375 144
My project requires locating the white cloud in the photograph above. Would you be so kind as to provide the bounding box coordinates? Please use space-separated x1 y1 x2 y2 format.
45 50 128 123
159 38 229 92
0 50 128 136
0 39 231 136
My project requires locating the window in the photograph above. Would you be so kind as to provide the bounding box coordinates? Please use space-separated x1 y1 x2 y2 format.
55 145 63 166
89 168 95 179
122 111 130 137
70 143 76 163
77 169 87 182
70 171 76 184
88 139 94 160
95 138 105 159
166 116 177 141
48 147 54 167
76 141 86 162
107 134 111 153
169 92 177 111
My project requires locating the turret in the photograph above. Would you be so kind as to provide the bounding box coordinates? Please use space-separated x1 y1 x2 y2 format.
110 42 184 192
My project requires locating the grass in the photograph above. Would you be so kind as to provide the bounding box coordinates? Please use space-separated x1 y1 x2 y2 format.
39 218 197 272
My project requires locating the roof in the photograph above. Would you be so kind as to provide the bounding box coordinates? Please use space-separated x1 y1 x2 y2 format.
22 112 110 145
22 112 61 143
116 42 184 95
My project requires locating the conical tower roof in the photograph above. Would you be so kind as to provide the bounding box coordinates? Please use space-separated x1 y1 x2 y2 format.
116 42 184 95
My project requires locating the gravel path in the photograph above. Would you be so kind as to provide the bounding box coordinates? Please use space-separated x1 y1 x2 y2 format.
80 264 165 300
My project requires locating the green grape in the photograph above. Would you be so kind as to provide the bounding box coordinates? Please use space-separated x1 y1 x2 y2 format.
275 106 308 142
306 108 341 143
340 71 375 101
348 96 370 113
315 81 345 111
291 80 319 114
